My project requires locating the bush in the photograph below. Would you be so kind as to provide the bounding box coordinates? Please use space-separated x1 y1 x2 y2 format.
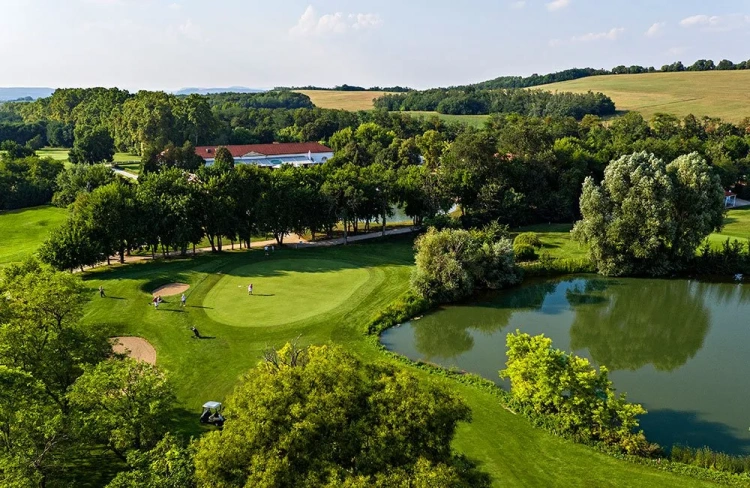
411 226 521 303
514 232 542 248
501 331 653 456
514 244 538 262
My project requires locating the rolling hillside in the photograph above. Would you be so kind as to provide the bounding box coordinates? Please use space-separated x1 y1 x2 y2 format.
538 71 750 122
295 90 389 111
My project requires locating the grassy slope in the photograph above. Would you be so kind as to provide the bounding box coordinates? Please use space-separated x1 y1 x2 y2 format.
0 205 68 266
538 71 750 122
78 237 719 487
295 90 391 111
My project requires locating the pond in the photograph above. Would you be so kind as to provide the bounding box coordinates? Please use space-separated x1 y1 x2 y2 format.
381 277 750 455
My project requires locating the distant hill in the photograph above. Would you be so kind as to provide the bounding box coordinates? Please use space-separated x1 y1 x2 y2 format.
537 71 750 122
0 87 54 102
173 87 265 96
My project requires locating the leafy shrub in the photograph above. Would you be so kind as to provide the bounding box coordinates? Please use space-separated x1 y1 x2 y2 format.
411 226 521 303
513 244 538 262
501 331 654 455
514 232 542 248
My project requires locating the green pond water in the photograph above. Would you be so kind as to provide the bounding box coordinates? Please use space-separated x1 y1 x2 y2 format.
381 277 750 454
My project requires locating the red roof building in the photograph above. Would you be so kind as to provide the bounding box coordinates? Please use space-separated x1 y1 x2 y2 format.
195 142 333 161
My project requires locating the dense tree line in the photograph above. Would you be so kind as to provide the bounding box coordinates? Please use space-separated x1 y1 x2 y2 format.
471 68 608 89
0 143 63 209
373 89 616 118
32 107 750 271
469 58 750 90
276 84 412 92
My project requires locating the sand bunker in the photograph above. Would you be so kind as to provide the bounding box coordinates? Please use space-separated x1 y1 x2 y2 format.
112 337 156 365
152 283 190 297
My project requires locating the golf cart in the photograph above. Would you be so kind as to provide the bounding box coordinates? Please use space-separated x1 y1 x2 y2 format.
200 401 225 427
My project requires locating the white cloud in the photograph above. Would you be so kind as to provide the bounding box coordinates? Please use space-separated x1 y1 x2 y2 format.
510 1 526 9
168 2 181 10
667 46 686 56
290 5 382 36
645 22 665 37
548 38 562 47
572 27 625 42
546 0 570 12
680 14 750 31
178 19 201 40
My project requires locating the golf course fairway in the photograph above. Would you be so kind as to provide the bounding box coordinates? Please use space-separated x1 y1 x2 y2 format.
203 258 372 327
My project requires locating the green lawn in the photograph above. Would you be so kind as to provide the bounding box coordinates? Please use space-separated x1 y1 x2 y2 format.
36 148 71 161
393 110 490 127
0 205 68 267
115 162 140 174
76 237 719 487
34 148 139 165
516 206 750 259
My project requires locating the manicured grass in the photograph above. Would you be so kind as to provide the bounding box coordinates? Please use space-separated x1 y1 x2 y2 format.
34 148 139 164
36 147 70 161
77 236 722 486
295 90 392 111
112 153 139 163
115 162 140 174
0 205 68 267
203 258 371 328
516 206 750 258
538 71 750 122
513 223 587 260
394 111 490 127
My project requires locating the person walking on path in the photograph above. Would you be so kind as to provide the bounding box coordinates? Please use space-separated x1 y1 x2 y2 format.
99 286 105 298
248 283 253 295
181 293 186 307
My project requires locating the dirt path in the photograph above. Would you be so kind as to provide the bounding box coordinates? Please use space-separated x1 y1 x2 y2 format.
111 337 156 364
91 227 418 270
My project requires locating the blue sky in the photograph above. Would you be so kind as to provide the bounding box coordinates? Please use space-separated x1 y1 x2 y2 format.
1 0 749 90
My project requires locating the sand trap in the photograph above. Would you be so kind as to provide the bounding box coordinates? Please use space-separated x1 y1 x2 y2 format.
112 337 156 365
152 283 189 297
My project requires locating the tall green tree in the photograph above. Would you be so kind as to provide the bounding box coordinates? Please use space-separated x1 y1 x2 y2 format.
194 343 488 487
212 146 234 171
68 359 175 460
573 152 724 276
0 260 111 409
69 125 115 164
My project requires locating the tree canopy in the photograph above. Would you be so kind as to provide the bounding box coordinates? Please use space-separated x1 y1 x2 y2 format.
572 151 725 276
194 343 488 487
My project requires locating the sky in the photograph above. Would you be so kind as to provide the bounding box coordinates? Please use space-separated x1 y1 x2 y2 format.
1 0 750 91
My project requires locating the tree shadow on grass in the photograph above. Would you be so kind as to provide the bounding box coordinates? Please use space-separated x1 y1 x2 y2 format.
641 409 750 455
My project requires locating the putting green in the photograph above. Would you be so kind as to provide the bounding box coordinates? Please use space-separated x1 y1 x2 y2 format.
203 258 371 328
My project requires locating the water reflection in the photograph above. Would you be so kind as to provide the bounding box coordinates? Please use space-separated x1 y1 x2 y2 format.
413 281 556 359
383 276 750 454
568 280 711 372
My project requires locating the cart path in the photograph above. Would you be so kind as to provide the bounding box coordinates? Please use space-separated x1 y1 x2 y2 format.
93 227 418 270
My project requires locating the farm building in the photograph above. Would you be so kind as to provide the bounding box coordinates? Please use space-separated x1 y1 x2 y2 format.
194 142 333 168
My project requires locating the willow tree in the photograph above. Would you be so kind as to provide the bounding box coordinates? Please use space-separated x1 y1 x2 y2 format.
573 151 724 276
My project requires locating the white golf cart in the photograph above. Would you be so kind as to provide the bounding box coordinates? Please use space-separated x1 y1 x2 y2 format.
200 401 225 427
